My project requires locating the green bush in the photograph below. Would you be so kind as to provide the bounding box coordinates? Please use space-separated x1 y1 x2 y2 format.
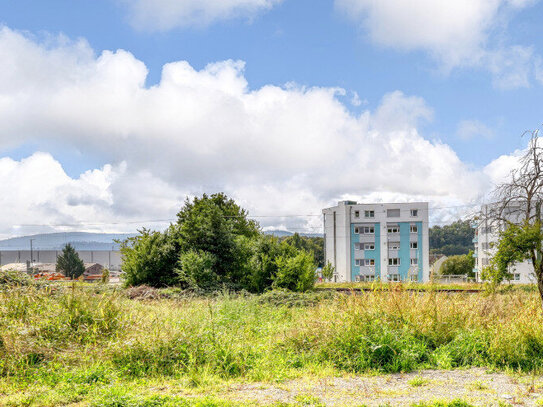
0 269 33 288
274 251 316 292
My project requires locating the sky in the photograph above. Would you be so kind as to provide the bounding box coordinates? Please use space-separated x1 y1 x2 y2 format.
0 0 542 237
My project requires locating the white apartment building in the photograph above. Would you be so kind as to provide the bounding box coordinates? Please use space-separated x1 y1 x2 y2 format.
322 201 430 282
474 204 536 284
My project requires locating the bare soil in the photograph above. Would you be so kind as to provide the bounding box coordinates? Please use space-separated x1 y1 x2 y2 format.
219 368 543 406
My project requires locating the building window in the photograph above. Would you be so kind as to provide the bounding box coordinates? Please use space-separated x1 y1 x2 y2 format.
355 259 361 266
513 273 520 281
481 242 491 250
410 258 418 265
365 210 375 218
410 242 418 249
354 210 360 218
410 225 418 233
362 226 374 234
364 259 375 266
389 242 400 250
387 209 400 217
481 258 489 266
481 226 493 234
388 274 400 281
364 243 375 250
388 258 400 266
410 209 418 217
387 226 399 234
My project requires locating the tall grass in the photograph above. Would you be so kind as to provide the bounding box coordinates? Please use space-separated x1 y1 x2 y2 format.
2 284 543 405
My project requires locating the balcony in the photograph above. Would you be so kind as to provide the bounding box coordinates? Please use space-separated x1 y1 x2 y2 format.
472 236 478 243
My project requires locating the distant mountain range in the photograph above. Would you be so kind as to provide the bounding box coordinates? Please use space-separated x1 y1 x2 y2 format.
0 230 323 251
0 232 136 251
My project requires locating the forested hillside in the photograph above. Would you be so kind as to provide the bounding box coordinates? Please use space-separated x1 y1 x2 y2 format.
429 220 474 255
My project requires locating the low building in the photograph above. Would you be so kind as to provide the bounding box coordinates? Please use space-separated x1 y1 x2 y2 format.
322 201 430 282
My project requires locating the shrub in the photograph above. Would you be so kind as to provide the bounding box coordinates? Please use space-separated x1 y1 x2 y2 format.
274 251 316 292
120 228 179 287
0 269 33 288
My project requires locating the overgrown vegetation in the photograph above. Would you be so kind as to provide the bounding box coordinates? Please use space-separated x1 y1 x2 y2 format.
2 284 543 405
120 193 318 292
438 252 475 277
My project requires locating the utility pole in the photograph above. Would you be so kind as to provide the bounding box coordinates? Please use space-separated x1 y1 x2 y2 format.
29 238 35 267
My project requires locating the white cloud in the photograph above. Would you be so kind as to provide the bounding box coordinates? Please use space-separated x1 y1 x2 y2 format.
457 120 495 140
120 0 282 30
335 0 541 87
0 27 497 236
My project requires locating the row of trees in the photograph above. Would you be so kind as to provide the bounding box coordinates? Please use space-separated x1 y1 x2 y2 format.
120 193 324 292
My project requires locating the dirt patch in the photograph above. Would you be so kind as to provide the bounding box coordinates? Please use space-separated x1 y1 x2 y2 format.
222 368 543 406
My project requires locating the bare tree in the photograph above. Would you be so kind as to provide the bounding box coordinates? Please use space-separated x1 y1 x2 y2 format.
484 130 543 304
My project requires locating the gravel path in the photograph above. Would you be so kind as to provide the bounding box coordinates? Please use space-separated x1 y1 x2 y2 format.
221 368 543 406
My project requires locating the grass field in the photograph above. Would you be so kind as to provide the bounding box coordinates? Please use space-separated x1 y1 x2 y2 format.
2 282 543 406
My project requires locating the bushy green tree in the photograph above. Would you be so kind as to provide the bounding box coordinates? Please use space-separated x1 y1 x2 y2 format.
120 228 178 287
177 249 217 290
481 222 541 285
56 243 85 279
120 193 319 293
273 250 316 292
439 252 475 277
175 193 260 289
282 233 324 267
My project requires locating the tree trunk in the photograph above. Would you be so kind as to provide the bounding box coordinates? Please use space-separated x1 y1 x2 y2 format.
538 273 543 310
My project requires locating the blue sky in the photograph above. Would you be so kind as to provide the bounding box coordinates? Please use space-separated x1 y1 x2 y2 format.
0 0 541 236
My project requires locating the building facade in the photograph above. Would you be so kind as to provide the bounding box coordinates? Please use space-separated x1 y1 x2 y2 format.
323 201 430 282
473 205 536 284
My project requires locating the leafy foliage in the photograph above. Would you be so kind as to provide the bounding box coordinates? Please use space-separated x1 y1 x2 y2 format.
481 222 542 285
0 269 33 287
430 220 474 255
321 262 335 281
120 193 317 292
120 228 179 287
281 233 324 267
439 252 475 277
56 243 85 279
273 250 316 292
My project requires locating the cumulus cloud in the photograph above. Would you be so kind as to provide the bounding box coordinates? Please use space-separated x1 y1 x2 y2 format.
0 27 498 236
120 0 282 30
335 0 541 88
457 120 495 140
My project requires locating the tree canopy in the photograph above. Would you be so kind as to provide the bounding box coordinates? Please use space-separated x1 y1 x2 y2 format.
439 252 475 277
56 243 85 279
120 193 317 292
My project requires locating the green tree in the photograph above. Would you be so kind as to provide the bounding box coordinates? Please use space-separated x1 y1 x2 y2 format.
281 233 324 267
273 250 316 292
439 252 475 277
177 249 218 290
175 193 260 289
483 131 543 305
120 228 179 287
481 222 541 285
56 243 85 279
